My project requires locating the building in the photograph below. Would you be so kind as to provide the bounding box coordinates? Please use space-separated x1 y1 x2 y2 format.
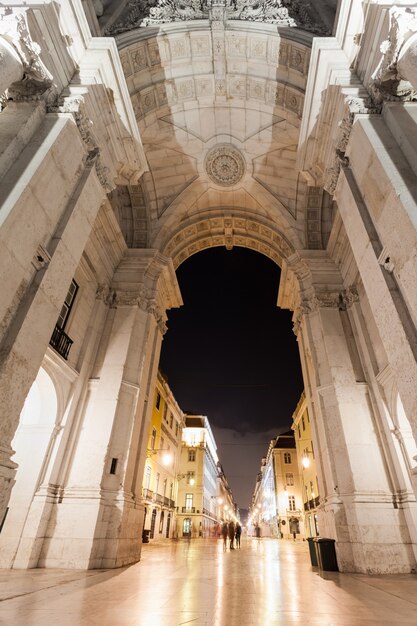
2 0 417 574
141 371 184 541
249 432 303 539
292 392 320 538
176 415 236 538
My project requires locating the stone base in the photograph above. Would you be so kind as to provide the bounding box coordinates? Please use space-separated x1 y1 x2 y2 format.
9 492 145 569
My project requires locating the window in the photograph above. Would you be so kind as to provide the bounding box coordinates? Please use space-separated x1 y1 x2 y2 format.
150 427 156 450
284 452 291 464
175 423 179 436
155 472 160 494
310 480 315 499
57 279 78 330
185 493 193 510
302 416 305 431
186 471 195 485
163 478 167 496
169 482 174 500
188 448 196 462
285 473 294 486
298 425 301 438
305 485 309 501
161 436 165 450
163 404 168 422
155 392 161 410
170 414 173 429
145 466 151 490
288 495 296 511
159 511 165 534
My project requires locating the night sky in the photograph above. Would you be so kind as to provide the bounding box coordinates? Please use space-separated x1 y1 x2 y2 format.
159 247 303 510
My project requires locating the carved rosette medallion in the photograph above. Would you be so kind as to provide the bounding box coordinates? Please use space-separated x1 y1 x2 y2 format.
205 144 245 187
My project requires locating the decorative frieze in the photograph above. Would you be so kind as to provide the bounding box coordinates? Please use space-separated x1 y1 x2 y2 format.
107 0 330 35
292 286 359 334
96 284 168 333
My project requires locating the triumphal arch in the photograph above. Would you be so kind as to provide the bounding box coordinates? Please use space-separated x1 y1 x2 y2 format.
1 0 417 574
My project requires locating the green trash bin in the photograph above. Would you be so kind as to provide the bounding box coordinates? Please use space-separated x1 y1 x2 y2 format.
313 537 338 571
306 537 318 566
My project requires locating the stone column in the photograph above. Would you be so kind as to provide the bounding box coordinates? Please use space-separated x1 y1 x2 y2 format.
0 123 104 532
283 252 417 573
37 250 182 569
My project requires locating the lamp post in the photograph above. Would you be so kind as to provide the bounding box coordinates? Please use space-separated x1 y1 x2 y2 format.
147 448 174 466
301 449 314 469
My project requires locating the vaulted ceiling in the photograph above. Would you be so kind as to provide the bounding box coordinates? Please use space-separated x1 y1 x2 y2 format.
107 7 336 260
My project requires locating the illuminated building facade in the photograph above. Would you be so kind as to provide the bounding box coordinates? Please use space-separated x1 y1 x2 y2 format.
292 392 320 538
176 415 236 538
250 433 304 540
141 371 184 541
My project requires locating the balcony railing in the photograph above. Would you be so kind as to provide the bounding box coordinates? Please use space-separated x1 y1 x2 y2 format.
304 496 320 511
155 494 164 505
50 324 73 360
142 488 154 501
181 506 195 513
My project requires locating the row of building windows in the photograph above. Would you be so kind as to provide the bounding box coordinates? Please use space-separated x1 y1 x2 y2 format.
155 391 179 436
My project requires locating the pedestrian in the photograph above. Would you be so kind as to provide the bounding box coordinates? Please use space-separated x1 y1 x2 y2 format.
228 520 235 550
221 521 228 551
235 522 242 548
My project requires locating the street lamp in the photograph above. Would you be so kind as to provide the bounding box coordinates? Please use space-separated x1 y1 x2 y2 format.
302 449 314 469
147 448 174 466
177 473 195 486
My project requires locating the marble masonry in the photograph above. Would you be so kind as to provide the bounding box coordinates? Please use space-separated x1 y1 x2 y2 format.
1 0 417 574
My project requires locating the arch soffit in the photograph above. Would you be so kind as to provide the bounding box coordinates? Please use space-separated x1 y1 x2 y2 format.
118 26 311 123
159 210 296 270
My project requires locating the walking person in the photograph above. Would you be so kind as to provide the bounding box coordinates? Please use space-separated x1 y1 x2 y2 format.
221 521 228 551
228 520 235 550
235 522 242 548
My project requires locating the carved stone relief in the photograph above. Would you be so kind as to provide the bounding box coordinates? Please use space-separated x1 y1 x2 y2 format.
204 144 246 187
49 95 113 193
323 96 379 196
106 0 331 36
162 214 294 268
0 9 53 99
371 7 417 102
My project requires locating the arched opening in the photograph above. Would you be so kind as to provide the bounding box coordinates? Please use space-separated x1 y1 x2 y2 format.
159 246 303 511
0 368 57 568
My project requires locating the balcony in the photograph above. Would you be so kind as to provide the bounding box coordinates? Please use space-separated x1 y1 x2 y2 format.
155 494 164 505
181 506 195 513
49 324 73 360
142 488 154 501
